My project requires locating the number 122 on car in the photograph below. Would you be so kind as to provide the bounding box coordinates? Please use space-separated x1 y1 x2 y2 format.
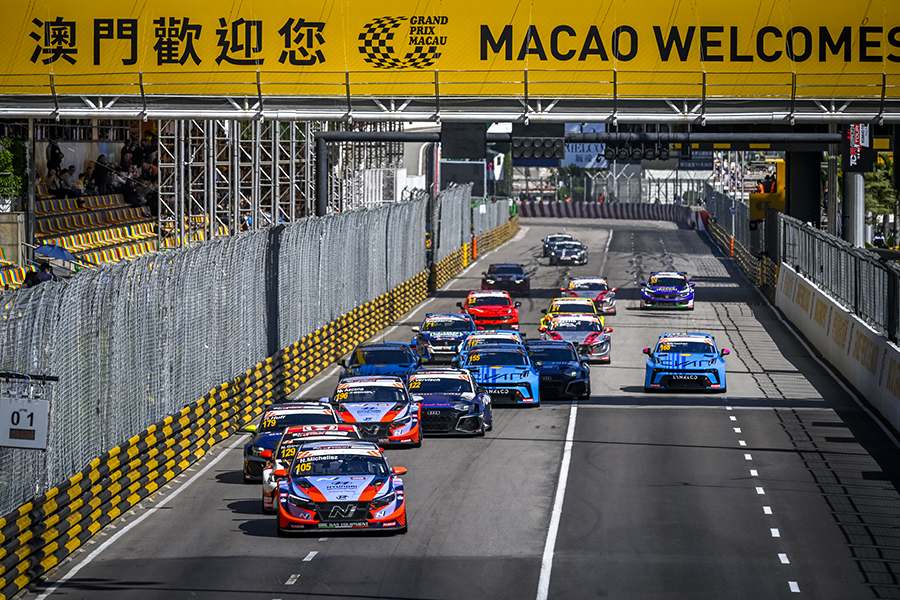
0 397 50 450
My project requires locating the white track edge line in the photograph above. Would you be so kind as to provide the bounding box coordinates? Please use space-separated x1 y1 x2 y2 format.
34 434 246 600
536 401 578 600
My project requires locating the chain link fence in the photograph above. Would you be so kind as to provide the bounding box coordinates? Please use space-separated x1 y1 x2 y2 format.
472 198 510 235
0 186 459 515
432 184 472 263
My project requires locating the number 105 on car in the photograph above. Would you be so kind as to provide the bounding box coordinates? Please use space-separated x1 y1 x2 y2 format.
0 397 50 450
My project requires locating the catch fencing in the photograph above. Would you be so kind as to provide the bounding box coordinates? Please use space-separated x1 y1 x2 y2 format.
0 182 509 599
704 193 900 344
472 198 511 235
432 184 472 264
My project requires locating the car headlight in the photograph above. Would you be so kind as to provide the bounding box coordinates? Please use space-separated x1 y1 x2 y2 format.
249 445 267 457
370 491 396 509
515 278 525 283
565 369 581 378
288 493 315 508
453 401 474 413
393 414 412 426
485 278 496 284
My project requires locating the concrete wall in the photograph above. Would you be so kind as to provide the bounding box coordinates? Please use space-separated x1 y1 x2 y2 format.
0 212 25 265
776 264 900 429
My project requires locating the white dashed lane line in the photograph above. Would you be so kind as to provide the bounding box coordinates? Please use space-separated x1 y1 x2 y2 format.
779 554 791 564
750 470 758 477
764 506 773 515
771 529 781 538
744 454 753 460
739 440 747 446
303 551 318 562
733 428 742 433
756 487 766 495
285 575 299 585
790 581 801 593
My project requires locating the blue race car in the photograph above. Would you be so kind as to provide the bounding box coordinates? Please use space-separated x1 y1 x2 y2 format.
640 272 695 310
408 368 493 435
456 329 526 363
242 403 341 482
455 344 541 406
643 333 730 392
337 342 424 381
525 340 591 400
411 313 476 363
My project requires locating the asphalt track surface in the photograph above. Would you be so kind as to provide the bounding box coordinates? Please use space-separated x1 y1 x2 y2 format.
24 218 900 600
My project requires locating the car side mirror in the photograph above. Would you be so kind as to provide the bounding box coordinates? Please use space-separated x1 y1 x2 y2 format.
242 424 257 434
642 347 652 355
411 326 420 333
559 287 566 292
604 327 613 333
273 469 288 478
689 282 696 287
640 282 647 287
392 466 408 475
336 357 349 368
450 358 460 367
456 302 464 309
481 272 487 277
538 326 546 332
514 301 521 308
535 361 544 368
318 397 330 404
260 450 273 459
540 309 547 314
411 395 424 403
611 287 618 292
721 349 730 356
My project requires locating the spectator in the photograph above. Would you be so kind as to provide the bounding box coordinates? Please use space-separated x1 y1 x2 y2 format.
22 270 41 288
46 139 64 175
36 262 57 283
92 155 109 195
121 151 134 173
59 165 82 197
46 169 66 198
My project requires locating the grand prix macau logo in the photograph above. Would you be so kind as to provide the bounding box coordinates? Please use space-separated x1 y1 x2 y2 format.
358 16 446 69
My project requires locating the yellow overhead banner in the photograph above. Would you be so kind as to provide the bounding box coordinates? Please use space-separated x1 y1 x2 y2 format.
0 0 898 98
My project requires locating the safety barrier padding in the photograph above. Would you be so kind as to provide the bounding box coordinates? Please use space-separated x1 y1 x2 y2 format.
472 216 519 262
0 218 514 599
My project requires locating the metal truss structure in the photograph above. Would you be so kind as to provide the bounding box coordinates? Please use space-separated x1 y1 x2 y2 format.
156 119 403 247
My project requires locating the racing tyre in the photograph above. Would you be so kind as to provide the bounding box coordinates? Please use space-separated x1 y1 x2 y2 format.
277 525 289 537
411 428 423 448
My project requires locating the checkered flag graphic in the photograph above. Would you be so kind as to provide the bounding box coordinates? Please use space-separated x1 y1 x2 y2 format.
358 17 407 69
358 16 442 69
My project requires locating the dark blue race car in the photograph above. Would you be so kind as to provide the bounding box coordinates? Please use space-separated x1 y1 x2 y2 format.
337 342 424 381
640 272 695 310
643 333 729 392
408 368 493 435
411 313 476 363
455 344 541 406
525 340 591 400
242 403 341 482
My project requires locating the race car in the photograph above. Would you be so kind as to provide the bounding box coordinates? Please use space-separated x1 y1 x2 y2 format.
481 263 530 296
542 233 574 257
456 344 541 406
261 424 362 513
242 403 341 483
539 297 604 330
548 240 588 266
276 441 408 535
525 340 591 400
643 333 729 392
328 376 423 447
561 277 617 315
457 290 522 330
411 313 476 363
456 329 526 362
540 314 613 363
407 368 493 435
640 272 695 310
337 342 423 381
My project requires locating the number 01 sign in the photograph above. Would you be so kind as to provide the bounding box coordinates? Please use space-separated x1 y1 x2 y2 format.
0 396 50 450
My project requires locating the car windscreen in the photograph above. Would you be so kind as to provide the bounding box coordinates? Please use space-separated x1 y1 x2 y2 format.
464 337 519 350
528 347 579 362
259 412 337 433
550 303 594 314
550 320 602 332
292 454 389 477
656 340 715 353
468 296 511 306
570 281 608 291
649 276 686 287
488 266 525 275
466 351 528 366
334 387 407 403
554 242 582 250
352 349 414 365
547 235 572 243
408 376 472 394
422 318 472 332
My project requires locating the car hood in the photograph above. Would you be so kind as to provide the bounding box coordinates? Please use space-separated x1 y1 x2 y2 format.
567 291 611 300
343 364 415 377
467 306 516 316
246 431 282 451
546 331 608 345
421 331 470 342
417 392 476 407
468 365 534 382
644 285 690 294
290 475 383 503
533 360 582 374
338 402 406 423
486 274 526 281
652 353 718 369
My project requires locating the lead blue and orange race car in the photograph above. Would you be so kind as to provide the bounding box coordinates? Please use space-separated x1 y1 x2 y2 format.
276 440 408 535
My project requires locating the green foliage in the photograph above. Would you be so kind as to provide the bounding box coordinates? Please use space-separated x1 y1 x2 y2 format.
0 138 26 198
864 155 898 218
